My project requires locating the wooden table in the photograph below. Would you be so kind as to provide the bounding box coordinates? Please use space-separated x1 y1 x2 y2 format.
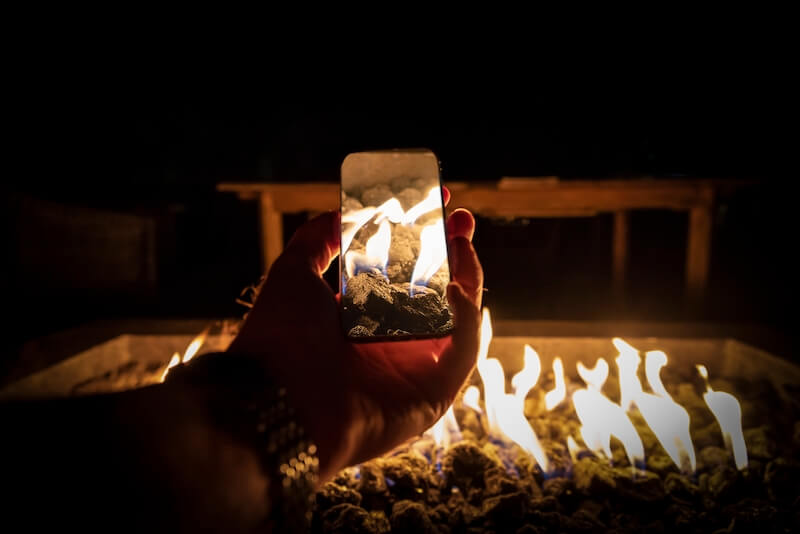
218 178 722 299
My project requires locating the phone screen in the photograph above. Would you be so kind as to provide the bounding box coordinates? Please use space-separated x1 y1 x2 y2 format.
340 149 453 341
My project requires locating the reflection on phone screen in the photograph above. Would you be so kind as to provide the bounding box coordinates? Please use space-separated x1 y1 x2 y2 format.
340 150 453 340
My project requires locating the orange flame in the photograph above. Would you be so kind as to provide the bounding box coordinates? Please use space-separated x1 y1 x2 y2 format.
409 220 448 292
567 435 581 463
401 187 442 225
572 385 645 469
511 345 542 407
544 357 566 410
181 328 209 364
345 219 392 278
160 353 180 383
426 405 461 449
697 365 748 470
475 309 549 471
462 385 482 413
614 339 696 472
574 354 645 468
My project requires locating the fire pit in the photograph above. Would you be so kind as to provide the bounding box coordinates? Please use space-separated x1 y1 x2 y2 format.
2 316 798 533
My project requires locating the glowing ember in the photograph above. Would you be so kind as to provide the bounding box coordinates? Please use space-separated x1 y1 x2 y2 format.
462 385 482 413
409 220 448 294
544 357 566 410
697 364 749 470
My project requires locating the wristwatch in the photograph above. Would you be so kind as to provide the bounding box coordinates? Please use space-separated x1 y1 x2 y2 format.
166 352 318 532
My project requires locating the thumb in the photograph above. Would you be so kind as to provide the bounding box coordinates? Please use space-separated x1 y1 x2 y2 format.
272 211 340 277
420 281 481 402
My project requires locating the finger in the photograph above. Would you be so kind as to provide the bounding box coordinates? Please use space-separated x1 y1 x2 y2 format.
446 208 475 242
442 185 451 207
428 281 481 399
273 211 340 277
448 236 483 307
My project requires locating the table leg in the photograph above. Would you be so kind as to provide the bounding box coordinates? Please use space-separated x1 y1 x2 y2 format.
686 206 712 300
259 193 284 274
612 211 629 292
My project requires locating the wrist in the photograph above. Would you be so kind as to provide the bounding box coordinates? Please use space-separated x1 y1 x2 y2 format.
166 352 320 530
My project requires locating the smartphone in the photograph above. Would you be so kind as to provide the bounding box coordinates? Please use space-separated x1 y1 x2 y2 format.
340 149 453 341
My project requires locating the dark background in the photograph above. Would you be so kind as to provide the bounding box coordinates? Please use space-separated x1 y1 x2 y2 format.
3 65 796 369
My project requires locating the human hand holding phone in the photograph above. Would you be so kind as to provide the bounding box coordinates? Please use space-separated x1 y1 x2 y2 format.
228 197 483 483
340 150 454 341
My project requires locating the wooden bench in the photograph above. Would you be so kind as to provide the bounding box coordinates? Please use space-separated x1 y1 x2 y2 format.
218 178 733 299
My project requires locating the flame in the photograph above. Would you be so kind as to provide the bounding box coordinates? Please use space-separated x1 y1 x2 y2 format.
577 358 609 390
401 187 442 225
345 219 392 278
544 357 566 410
511 345 542 406
409 220 448 293
475 308 549 471
426 405 461 449
341 207 378 253
567 435 581 463
614 340 696 472
181 328 208 364
572 385 645 468
574 353 645 468
160 352 180 383
613 338 644 412
697 365 748 470
462 385 482 413
634 351 696 473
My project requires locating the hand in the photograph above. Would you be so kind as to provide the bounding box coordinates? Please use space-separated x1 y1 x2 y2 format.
228 190 483 483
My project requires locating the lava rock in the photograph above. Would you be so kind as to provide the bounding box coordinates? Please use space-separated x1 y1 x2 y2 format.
699 446 731 469
342 193 364 213
616 469 665 503
764 458 800 503
396 187 424 211
317 481 363 509
390 500 436 534
573 457 617 494
484 472 519 497
542 477 573 499
663 472 700 503
361 184 394 207
743 426 775 460
706 465 740 501
321 503 391 534
722 498 778 532
358 462 388 496
442 442 502 493
482 490 528 526
345 272 394 316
